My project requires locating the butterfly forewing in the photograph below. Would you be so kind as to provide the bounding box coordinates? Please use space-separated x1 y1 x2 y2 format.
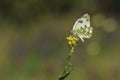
73 14 90 30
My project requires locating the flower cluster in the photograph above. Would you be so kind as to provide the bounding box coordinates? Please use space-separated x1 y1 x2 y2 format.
66 35 79 53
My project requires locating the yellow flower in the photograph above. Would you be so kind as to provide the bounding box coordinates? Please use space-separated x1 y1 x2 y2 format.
66 35 79 53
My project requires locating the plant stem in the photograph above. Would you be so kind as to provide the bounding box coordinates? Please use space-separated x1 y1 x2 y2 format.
58 51 73 80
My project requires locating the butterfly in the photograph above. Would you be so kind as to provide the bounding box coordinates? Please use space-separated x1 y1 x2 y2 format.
71 14 93 42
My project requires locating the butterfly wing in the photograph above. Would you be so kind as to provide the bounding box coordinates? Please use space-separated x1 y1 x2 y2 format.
72 14 93 42
73 14 90 30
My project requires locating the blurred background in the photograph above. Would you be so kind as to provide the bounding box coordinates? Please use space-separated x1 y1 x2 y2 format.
0 0 120 80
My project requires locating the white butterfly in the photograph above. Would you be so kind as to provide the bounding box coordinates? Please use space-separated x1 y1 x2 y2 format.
71 14 93 42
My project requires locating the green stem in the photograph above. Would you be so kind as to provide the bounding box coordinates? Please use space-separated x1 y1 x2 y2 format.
58 50 73 80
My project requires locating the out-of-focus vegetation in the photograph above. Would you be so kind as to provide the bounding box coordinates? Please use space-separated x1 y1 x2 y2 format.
0 0 120 80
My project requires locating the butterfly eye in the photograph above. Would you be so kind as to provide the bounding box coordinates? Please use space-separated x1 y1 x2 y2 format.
78 20 83 23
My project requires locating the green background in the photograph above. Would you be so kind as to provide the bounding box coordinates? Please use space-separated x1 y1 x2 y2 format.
0 0 120 80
